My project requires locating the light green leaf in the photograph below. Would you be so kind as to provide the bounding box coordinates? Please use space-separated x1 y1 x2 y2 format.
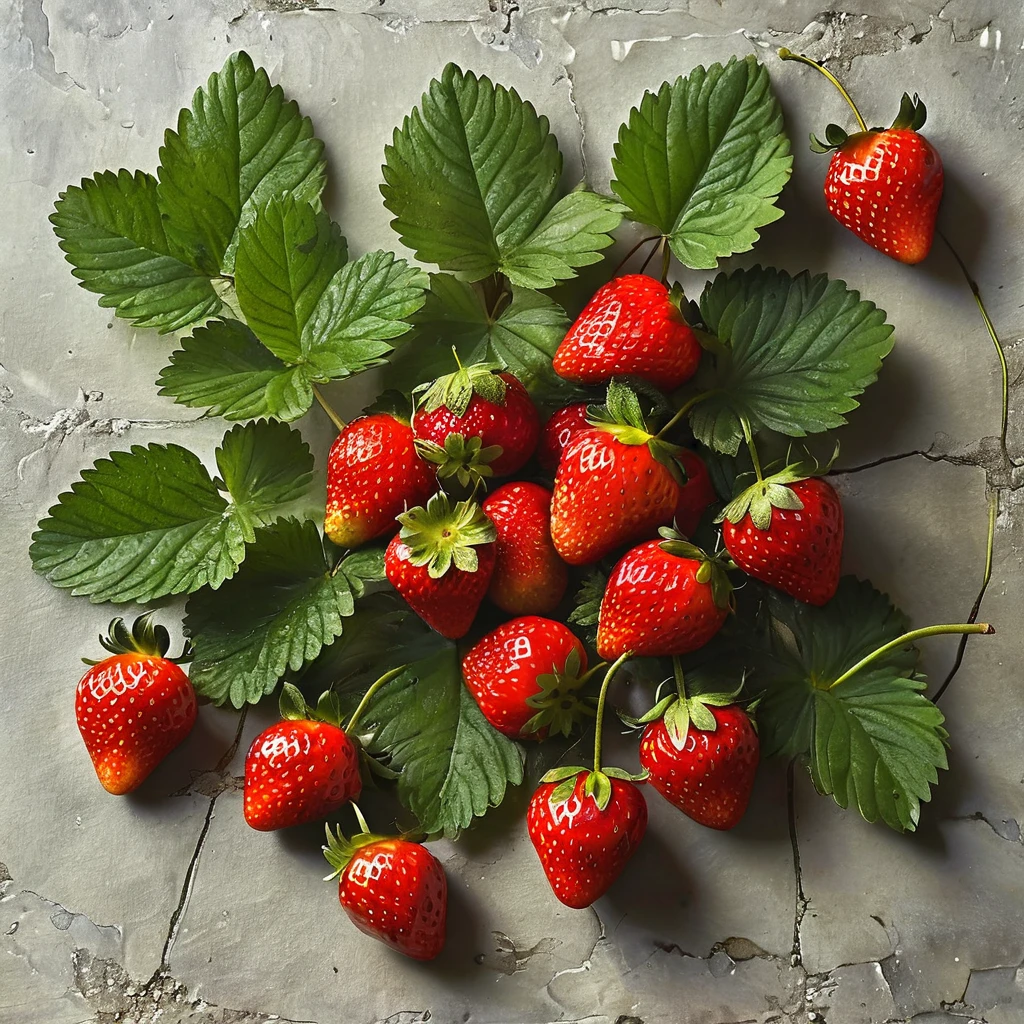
30 420 313 604
50 169 221 333
691 267 895 455
381 63 561 280
611 55 792 269
184 518 357 707
157 50 326 275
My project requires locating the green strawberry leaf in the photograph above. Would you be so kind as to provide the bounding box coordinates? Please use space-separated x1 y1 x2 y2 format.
755 577 947 832
157 319 311 422
611 56 792 269
184 519 365 707
30 420 312 604
156 51 326 276
50 170 221 333
691 267 895 455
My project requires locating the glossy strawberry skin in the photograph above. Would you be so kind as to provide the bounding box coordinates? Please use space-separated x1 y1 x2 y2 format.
825 129 943 264
338 839 447 960
385 534 496 639
674 448 717 538
243 720 361 832
413 372 540 477
597 540 728 661
76 654 197 795
640 705 759 830
462 616 586 738
527 774 647 909
722 477 843 606
537 403 591 472
554 275 701 390
550 428 680 566
325 414 435 549
483 482 567 615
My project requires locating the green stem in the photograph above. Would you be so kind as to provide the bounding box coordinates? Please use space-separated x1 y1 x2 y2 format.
314 387 346 433
346 666 407 734
778 48 868 132
593 652 632 773
638 237 662 276
660 237 672 285
672 656 687 701
827 623 994 691
740 416 764 483
655 391 713 439
613 234 661 277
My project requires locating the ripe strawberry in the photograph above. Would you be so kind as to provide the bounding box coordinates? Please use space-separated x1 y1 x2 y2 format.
413 363 540 479
674 448 717 537
75 614 196 795
244 685 360 832
550 382 681 566
324 413 435 549
384 492 496 638
482 482 567 615
718 468 843 606
597 533 731 661
553 275 701 390
527 769 647 908
324 809 446 960
537 402 590 471
462 617 593 739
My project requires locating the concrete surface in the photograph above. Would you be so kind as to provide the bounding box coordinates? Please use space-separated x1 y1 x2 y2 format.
2 1 1023 1022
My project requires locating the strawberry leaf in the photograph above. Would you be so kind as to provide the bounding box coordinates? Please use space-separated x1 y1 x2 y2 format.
30 420 312 604
611 56 792 270
691 267 895 455
184 519 364 707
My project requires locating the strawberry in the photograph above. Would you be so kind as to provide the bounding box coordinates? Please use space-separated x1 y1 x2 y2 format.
596 532 731 661
550 381 681 566
244 685 361 832
553 275 701 390
482 481 567 615
324 808 446 960
462 617 594 739
384 492 496 638
537 402 590 471
75 614 196 795
674 448 717 538
718 467 843 606
324 413 435 549
413 363 540 480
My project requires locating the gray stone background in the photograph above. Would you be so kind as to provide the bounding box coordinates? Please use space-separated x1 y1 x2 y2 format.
2 1 1023 1022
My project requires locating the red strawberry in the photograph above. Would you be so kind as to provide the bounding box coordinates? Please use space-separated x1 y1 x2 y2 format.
413 364 540 480
462 617 593 739
550 382 681 566
554 275 701 390
325 413 435 548
75 614 196 795
597 534 731 661
636 679 759 830
527 770 647 908
384 492 496 638
718 469 843 606
244 685 361 832
324 809 446 960
482 482 567 615
537 402 590 471
674 448 717 537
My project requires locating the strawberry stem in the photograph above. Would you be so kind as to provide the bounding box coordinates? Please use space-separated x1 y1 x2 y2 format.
592 652 632 773
654 391 714 440
345 665 408 734
613 234 661 277
827 623 995 691
660 238 671 285
778 48 868 133
740 416 764 484
314 387 346 432
638 237 661 276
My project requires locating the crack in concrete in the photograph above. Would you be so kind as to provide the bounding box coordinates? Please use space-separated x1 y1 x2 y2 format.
952 811 1024 845
12 0 84 91
170 709 249 799
786 760 807 976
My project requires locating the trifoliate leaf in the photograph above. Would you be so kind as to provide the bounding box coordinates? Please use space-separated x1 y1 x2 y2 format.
156 51 326 275
755 577 946 832
611 56 792 269
50 170 221 333
184 518 364 707
691 267 895 455
30 420 312 604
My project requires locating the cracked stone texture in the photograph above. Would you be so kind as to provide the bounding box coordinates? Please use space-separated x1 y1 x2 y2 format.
2 0 1023 1021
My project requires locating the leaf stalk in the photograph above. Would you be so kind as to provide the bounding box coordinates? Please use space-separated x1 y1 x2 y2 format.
345 665 408 733
593 652 632 772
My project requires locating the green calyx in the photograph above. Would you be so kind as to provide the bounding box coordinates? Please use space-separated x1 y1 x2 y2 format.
415 433 503 489
809 93 928 154
716 462 808 531
657 526 733 610
590 379 682 479
278 682 343 727
539 765 647 813
521 647 603 739
415 353 507 418
322 805 387 880
85 611 189 665
397 491 497 579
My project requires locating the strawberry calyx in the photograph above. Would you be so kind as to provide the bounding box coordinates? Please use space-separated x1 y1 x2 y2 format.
809 93 928 154
415 354 507 418
657 526 733 610
715 462 809 531
521 647 603 738
539 764 647 814
322 805 390 880
590 379 682 480
397 491 497 579
279 682 344 727
84 611 189 666
415 433 503 489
